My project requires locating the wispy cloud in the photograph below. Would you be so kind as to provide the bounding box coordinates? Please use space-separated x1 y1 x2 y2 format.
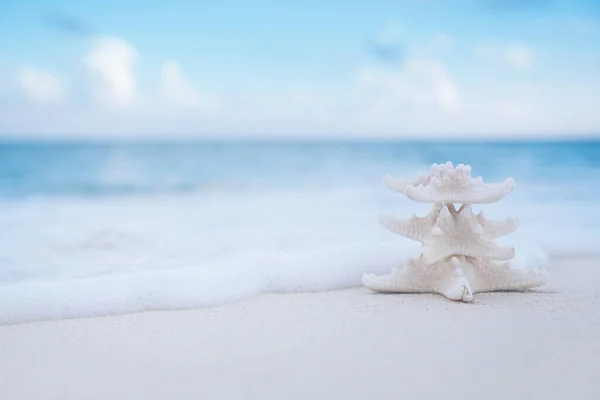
366 23 406 64
41 9 93 37
359 57 462 115
2 6 599 138
18 66 64 103
161 62 200 109
476 42 535 70
85 38 137 107
161 62 217 112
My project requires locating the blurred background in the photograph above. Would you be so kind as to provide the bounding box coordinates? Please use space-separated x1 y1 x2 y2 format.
1 0 599 138
0 1 599 319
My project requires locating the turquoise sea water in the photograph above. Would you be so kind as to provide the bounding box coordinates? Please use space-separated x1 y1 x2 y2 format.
1 140 599 197
0 140 599 324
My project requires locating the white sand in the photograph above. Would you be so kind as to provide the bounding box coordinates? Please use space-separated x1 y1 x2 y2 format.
1 257 599 400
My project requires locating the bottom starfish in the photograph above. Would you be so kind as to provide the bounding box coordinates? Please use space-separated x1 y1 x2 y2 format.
362 256 548 302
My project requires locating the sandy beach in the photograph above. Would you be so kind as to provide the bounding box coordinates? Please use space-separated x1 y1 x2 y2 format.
1 257 599 400
2 0 600 396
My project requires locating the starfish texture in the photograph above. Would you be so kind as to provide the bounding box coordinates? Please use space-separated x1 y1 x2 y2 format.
380 204 515 265
383 162 516 204
362 256 548 302
475 210 520 239
363 161 548 303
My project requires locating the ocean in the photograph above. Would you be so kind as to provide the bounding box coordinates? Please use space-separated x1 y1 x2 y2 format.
1 139 599 324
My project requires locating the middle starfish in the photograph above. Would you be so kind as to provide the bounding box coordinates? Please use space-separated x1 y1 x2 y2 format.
379 204 516 265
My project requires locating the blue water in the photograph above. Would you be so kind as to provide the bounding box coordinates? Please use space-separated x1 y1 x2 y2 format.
0 140 599 324
2 140 599 198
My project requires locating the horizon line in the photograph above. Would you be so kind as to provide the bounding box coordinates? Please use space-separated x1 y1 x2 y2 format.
0 132 599 143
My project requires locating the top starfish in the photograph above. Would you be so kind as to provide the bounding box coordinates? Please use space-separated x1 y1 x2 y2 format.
382 161 516 204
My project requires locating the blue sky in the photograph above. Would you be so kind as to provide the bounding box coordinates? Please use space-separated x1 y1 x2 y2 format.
0 0 599 138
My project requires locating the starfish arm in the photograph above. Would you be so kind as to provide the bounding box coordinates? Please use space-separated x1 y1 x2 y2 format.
460 240 515 261
383 173 430 195
404 178 516 204
403 185 438 203
421 240 515 265
382 175 416 194
480 217 520 239
466 179 516 204
362 264 434 294
470 260 549 293
363 257 474 302
379 205 442 242
422 207 515 264
379 214 428 242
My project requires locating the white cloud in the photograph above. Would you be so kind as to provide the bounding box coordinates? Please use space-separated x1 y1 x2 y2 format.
231 89 330 125
476 42 534 70
359 57 461 115
85 37 136 106
18 66 63 103
411 33 454 56
407 58 461 113
160 61 220 114
161 62 200 109
2 27 599 139
505 44 534 69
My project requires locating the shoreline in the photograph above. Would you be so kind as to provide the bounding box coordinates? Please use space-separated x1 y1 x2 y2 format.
1 257 599 399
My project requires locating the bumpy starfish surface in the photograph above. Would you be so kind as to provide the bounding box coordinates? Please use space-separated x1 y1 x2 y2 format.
383 162 516 204
365 161 548 302
362 256 548 302
475 210 520 239
380 204 515 265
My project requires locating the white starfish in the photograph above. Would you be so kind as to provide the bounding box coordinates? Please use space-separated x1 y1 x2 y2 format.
380 204 515 265
476 210 520 239
465 256 548 294
367 161 549 302
378 203 442 243
383 172 430 194
384 162 515 204
362 255 548 303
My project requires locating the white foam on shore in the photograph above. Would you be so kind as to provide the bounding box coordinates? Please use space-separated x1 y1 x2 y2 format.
0 242 412 325
0 185 597 325
0 240 553 325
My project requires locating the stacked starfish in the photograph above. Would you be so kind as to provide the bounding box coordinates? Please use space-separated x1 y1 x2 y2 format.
362 161 548 302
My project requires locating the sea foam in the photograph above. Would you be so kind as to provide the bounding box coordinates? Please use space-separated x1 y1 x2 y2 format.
0 242 409 325
0 239 553 325
2 141 600 324
0 184 589 325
